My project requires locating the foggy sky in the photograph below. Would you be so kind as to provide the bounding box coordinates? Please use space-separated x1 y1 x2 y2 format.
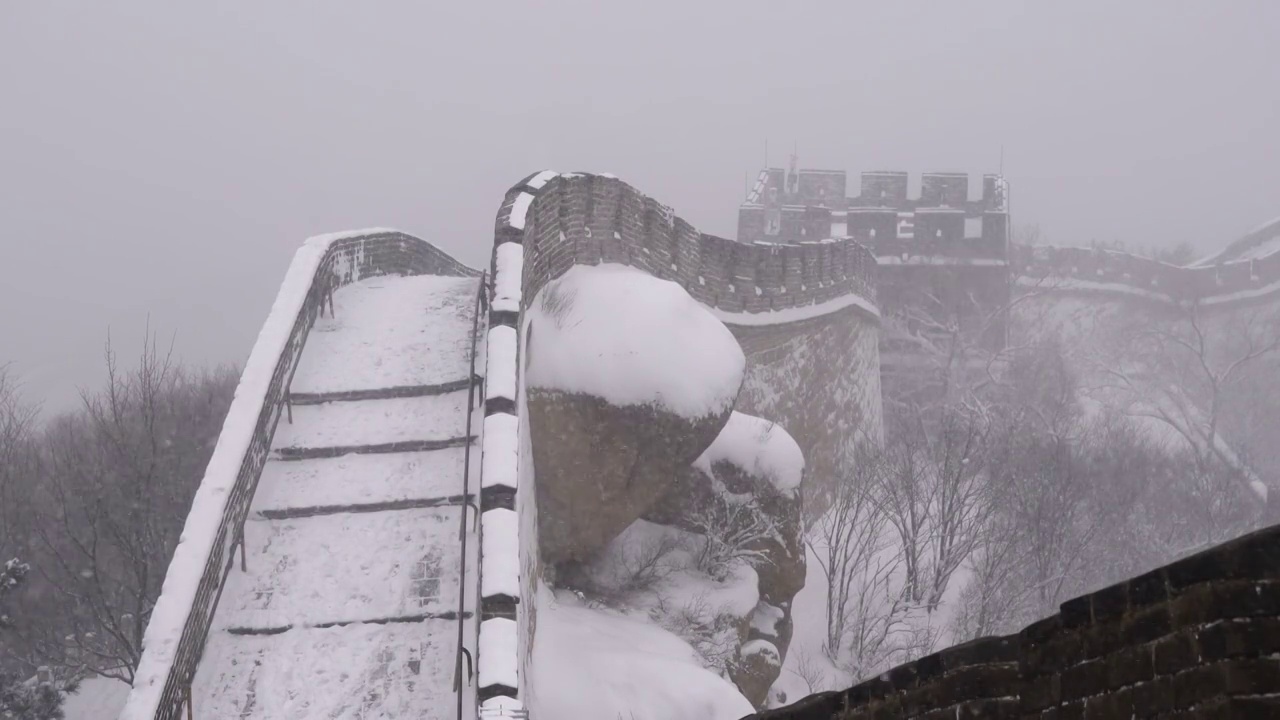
3 1 1278 415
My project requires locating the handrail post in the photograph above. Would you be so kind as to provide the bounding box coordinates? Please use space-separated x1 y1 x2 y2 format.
456 272 487 720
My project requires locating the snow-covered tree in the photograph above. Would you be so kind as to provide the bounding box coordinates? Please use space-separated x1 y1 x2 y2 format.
2 557 65 720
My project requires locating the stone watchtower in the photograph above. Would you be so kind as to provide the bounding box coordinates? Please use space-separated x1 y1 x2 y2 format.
738 166 1011 400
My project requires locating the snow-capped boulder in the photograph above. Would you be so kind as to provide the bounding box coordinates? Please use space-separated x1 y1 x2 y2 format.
525 264 745 565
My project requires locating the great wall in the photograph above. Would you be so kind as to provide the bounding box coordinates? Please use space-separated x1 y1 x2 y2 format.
117 169 1280 719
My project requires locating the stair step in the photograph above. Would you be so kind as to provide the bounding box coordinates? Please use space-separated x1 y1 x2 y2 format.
274 436 473 461
289 377 476 405
225 610 473 636
256 493 473 520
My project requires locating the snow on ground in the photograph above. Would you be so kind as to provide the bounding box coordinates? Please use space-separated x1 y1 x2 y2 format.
585 519 761 622
694 412 805 497
251 448 469 513
215 506 462 630
292 275 477 393
271 391 469 449
62 675 131 720
771 522 969 708
193 620 457 720
525 263 745 419
530 588 754 720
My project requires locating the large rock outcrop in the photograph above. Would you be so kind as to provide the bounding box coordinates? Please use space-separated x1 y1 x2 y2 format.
528 390 732 565
524 263 745 566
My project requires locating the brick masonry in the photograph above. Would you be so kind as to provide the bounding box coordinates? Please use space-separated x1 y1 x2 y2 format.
502 174 878 316
743 522 1280 719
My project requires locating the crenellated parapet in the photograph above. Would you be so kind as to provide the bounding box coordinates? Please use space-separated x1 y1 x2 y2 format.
502 172 878 316
740 168 1009 252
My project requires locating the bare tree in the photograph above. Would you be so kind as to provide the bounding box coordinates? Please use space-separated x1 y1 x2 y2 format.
1095 302 1280 514
872 434 931 607
0 366 39 564
807 444 889 658
921 406 990 611
685 493 779 583
16 331 236 681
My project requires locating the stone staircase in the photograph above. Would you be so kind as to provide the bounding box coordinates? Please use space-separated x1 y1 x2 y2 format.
186 274 483 719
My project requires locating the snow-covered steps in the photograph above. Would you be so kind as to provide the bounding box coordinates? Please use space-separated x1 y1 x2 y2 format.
289 377 473 405
214 507 465 632
187 272 484 719
272 392 471 451
192 621 461 720
251 448 472 517
291 275 478 395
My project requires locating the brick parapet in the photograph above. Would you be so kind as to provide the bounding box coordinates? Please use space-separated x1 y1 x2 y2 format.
503 173 877 317
746 522 1280 719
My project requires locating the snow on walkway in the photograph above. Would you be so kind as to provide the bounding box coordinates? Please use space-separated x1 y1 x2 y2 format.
214 507 464 630
189 274 482 719
292 275 477 393
273 392 469 449
252 447 470 514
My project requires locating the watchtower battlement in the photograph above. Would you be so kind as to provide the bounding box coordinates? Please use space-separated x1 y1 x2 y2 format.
739 168 1009 264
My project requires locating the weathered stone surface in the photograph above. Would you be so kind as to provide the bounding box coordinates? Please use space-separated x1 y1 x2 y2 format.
528 388 732 566
728 306 883 523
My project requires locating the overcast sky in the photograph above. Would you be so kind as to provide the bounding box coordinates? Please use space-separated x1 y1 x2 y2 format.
2 1 1278 414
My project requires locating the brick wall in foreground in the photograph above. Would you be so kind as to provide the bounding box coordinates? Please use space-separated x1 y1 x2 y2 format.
745 523 1280 720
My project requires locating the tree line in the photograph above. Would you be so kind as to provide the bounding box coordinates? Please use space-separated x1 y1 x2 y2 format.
801 275 1280 691
1 333 236 718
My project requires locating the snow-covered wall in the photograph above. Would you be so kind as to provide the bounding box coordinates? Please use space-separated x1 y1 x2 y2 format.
120 230 477 720
1014 220 1280 310
477 228 527 713
487 171 885 715
501 173 878 316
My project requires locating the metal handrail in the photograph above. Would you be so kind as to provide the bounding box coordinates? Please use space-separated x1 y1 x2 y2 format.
455 271 488 719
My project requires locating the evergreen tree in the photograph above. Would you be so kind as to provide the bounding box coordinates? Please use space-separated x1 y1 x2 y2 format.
1 558 65 720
